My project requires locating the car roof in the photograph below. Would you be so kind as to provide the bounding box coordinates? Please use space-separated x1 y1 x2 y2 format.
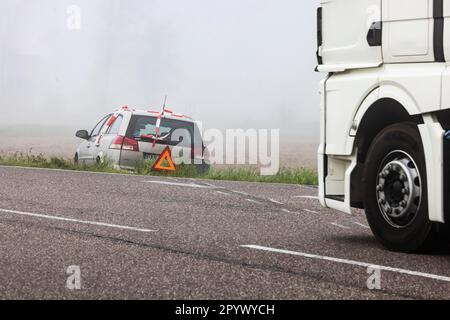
116 107 195 123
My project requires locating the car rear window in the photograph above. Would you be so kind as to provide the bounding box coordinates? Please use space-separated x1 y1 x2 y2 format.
126 115 201 147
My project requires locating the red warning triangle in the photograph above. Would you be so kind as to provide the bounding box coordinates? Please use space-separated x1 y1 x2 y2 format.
151 147 176 172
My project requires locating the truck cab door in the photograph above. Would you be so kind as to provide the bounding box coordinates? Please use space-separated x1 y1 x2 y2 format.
318 0 382 71
382 0 435 63
380 0 444 115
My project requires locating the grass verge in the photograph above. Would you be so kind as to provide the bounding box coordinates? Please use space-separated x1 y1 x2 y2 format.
0 153 318 186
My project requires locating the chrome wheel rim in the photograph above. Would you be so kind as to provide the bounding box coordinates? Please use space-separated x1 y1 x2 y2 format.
376 150 422 229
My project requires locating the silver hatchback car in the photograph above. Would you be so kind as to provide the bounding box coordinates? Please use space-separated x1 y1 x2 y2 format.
75 107 205 170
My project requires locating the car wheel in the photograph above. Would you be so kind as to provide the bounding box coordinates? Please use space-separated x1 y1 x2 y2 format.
363 122 436 252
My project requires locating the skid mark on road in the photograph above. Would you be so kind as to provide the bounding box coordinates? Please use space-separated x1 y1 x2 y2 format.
0 208 157 233
241 245 450 283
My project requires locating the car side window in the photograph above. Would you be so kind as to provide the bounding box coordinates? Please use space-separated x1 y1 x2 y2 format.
91 115 110 138
107 115 123 135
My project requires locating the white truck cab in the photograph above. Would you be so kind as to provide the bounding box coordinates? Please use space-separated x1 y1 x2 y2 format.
317 0 450 252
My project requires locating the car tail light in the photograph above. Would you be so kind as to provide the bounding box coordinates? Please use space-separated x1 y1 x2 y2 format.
110 136 139 152
122 137 140 152
110 136 124 150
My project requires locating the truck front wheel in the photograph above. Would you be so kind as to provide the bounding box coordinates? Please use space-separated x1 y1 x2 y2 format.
363 122 435 252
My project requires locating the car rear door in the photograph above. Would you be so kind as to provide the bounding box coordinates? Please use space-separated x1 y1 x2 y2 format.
94 114 124 163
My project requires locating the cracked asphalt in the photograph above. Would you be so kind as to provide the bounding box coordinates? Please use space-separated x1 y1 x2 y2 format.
0 166 449 300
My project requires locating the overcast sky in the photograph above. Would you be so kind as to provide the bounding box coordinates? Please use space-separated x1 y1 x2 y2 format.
0 0 322 141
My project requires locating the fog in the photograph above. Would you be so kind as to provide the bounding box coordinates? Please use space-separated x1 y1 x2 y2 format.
0 0 322 144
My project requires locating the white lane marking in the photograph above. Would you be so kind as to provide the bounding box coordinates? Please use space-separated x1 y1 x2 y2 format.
242 245 450 283
354 222 371 229
281 209 301 215
144 180 212 189
0 164 138 178
202 182 218 187
215 191 230 196
246 199 262 205
0 208 156 233
294 196 319 200
233 191 249 196
269 199 284 205
304 209 319 214
331 222 351 230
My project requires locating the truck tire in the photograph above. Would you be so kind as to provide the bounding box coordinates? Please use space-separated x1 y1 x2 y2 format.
363 122 435 252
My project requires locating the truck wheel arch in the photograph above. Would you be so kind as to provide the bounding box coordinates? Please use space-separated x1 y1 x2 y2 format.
351 95 446 225
350 95 421 208
352 84 423 142
354 97 418 163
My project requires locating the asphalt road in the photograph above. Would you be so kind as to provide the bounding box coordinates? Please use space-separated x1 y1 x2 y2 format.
0 166 449 300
